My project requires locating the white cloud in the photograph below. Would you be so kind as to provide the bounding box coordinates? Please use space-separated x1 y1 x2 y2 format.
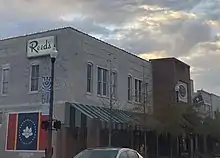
0 0 220 95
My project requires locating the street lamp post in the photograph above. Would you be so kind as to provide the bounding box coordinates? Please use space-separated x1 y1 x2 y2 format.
175 84 180 157
47 48 58 158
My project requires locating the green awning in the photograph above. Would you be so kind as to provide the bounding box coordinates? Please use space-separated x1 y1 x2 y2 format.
67 102 161 130
70 102 139 124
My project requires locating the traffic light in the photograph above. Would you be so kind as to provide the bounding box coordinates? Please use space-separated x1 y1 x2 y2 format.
53 120 61 130
41 120 49 130
41 119 61 131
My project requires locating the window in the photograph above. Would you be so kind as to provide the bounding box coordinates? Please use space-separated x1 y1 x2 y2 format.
103 69 108 96
127 151 139 158
128 75 132 101
97 67 102 95
134 79 142 102
2 67 9 95
112 71 117 98
119 152 128 158
143 82 148 102
0 111 2 125
87 63 93 93
30 64 39 92
97 67 108 96
74 149 118 158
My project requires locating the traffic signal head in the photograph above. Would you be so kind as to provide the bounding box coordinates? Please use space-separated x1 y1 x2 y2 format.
53 120 61 130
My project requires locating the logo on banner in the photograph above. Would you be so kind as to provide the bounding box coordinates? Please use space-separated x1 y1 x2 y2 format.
18 119 37 145
6 112 48 151
41 76 51 104
16 112 39 150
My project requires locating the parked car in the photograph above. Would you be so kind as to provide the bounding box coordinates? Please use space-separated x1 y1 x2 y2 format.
74 147 143 158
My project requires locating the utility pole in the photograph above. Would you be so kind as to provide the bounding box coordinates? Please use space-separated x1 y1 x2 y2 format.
108 53 113 147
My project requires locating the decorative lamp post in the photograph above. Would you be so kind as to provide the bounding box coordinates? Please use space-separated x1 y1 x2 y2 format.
175 84 180 103
47 47 58 158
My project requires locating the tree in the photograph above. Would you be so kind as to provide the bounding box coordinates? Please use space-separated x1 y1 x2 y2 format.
203 111 220 141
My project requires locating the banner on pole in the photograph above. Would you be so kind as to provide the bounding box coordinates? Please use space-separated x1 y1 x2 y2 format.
41 76 51 104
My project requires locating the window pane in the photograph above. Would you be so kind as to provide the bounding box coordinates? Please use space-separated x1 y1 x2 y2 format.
30 65 39 91
103 82 107 96
138 81 142 102
97 67 102 95
87 63 93 93
31 65 39 78
87 64 92 79
119 152 128 158
0 112 2 124
97 82 102 95
135 79 138 101
128 76 132 101
127 151 139 158
31 78 38 91
2 82 8 94
3 68 9 82
2 68 9 94
102 69 108 96
75 149 118 158
87 79 91 93
103 69 107 82
98 67 102 81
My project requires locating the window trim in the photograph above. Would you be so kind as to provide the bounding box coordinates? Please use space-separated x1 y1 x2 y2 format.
29 63 40 93
86 62 93 94
1 64 10 96
128 74 133 102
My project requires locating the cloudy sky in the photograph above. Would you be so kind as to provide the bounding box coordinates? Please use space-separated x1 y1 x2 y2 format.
1 0 220 95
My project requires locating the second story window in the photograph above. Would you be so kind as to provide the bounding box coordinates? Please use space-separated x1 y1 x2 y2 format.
87 63 93 93
30 64 39 92
97 67 108 96
111 71 117 98
128 75 132 101
144 82 148 102
2 66 9 95
135 79 142 103
0 111 2 126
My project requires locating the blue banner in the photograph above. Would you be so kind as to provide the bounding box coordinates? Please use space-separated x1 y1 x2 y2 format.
41 76 51 104
16 112 40 151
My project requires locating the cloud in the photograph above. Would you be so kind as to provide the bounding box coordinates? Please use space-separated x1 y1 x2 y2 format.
0 0 220 95
179 41 220 95
138 50 168 59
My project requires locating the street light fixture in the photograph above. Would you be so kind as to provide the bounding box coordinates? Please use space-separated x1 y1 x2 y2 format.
175 84 180 103
47 47 58 158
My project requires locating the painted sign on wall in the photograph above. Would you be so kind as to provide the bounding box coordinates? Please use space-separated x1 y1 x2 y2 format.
27 36 55 58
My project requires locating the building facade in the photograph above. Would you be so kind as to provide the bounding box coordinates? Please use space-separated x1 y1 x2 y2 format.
150 58 191 114
0 27 153 158
193 89 220 118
